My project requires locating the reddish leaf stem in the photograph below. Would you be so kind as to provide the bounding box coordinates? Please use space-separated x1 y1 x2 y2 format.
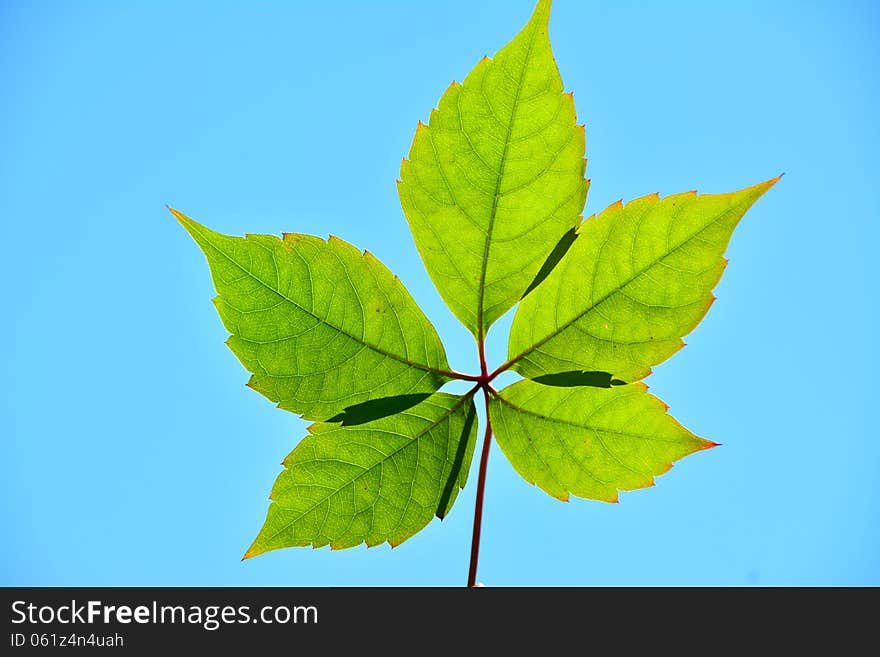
468 384 493 587
477 331 489 379
444 369 483 382
467 329 495 587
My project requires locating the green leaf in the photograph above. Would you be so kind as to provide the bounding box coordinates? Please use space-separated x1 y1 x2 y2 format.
172 209 453 421
173 0 780 576
398 0 588 338
489 380 714 502
245 392 478 555
506 178 780 382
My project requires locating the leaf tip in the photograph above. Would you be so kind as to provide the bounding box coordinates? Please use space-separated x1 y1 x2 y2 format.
738 174 782 202
168 207 203 236
754 173 783 197
529 0 552 28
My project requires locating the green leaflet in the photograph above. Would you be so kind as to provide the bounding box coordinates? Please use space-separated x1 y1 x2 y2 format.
490 380 714 502
398 0 588 339
506 178 780 382
173 209 452 421
245 392 478 554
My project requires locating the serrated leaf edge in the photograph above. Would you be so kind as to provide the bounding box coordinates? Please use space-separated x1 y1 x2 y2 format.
243 390 478 557
489 383 717 504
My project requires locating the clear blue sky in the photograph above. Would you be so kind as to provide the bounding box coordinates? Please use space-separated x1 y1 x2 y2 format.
2 0 877 586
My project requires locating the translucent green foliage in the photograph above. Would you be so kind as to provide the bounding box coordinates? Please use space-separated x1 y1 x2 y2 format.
398 0 587 338
174 209 451 422
175 0 777 563
490 380 714 502
506 179 779 382
245 393 478 554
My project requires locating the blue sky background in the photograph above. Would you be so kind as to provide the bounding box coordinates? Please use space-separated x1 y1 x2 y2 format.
2 0 877 586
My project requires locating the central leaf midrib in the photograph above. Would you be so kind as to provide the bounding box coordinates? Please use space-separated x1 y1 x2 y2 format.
263 393 474 544
510 197 748 368
193 223 451 379
492 392 691 444
476 20 541 339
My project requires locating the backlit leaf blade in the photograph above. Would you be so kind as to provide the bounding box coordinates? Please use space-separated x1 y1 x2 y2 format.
173 209 452 421
490 380 714 502
398 0 588 338
245 392 479 555
507 177 780 382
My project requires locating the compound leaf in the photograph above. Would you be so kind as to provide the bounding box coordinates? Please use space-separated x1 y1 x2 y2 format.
245 392 478 555
490 380 714 502
506 178 780 382
398 0 588 338
173 209 452 421
173 0 780 570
